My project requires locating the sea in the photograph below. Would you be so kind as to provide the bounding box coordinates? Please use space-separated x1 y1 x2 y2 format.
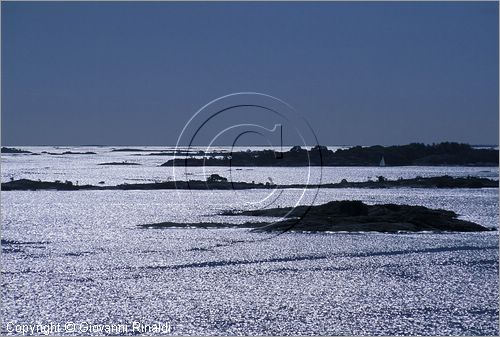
1 146 499 335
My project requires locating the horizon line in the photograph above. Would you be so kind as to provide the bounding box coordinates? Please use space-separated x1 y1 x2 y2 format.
2 142 499 148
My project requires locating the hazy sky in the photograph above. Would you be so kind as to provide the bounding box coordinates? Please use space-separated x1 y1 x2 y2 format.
2 1 498 146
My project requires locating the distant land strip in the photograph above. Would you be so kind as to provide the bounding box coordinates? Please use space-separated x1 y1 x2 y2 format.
3 142 498 166
2 175 497 191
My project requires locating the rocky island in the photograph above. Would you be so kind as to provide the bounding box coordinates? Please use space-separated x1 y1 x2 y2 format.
139 200 494 233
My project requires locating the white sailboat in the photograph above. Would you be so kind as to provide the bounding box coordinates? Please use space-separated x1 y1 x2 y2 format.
379 156 386 167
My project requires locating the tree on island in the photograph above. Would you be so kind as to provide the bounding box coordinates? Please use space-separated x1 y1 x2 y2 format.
206 174 228 183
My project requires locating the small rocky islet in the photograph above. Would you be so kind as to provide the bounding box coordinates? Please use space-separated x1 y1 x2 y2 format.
97 162 141 166
1 147 32 154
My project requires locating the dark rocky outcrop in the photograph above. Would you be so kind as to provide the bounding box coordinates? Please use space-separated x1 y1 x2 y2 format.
323 175 498 189
140 200 494 233
0 178 272 191
161 142 498 167
49 151 96 155
111 148 151 152
111 148 199 156
137 221 268 229
226 200 494 232
38 151 96 155
1 179 94 191
97 162 141 166
1 147 31 154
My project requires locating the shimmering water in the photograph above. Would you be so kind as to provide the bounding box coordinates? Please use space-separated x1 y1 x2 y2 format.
1 147 498 335
2 146 498 186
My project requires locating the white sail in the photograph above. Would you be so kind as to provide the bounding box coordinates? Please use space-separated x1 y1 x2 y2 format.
379 156 386 166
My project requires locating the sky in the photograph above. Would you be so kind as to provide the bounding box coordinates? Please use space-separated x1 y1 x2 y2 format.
2 1 499 146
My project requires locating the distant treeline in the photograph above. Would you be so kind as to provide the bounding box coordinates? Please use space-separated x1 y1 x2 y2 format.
163 142 498 167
